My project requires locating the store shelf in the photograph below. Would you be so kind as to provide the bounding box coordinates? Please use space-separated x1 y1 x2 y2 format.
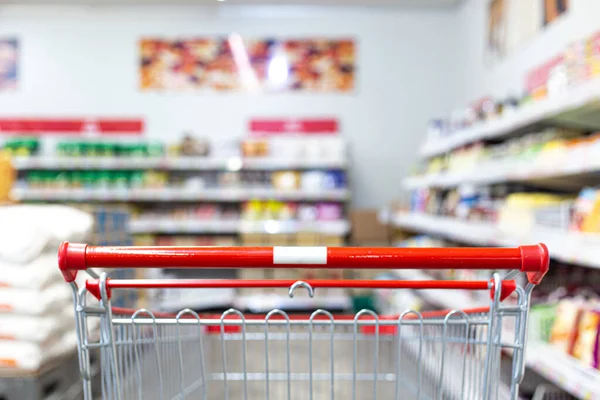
10 187 350 202
526 341 600 400
239 220 350 235
391 213 504 246
390 212 600 269
158 288 236 311
130 219 239 234
403 156 600 189
129 219 351 235
234 293 351 313
392 269 488 309
420 78 600 158
395 267 600 399
11 156 346 171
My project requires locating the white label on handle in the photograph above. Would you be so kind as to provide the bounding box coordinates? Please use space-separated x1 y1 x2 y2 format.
273 246 327 265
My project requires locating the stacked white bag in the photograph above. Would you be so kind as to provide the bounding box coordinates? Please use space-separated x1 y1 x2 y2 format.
0 205 93 371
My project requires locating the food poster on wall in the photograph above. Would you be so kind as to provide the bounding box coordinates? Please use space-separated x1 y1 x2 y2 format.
0 39 18 90
486 0 507 63
139 36 355 92
544 0 569 26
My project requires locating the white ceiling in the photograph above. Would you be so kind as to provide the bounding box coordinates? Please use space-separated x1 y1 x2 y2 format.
0 0 461 6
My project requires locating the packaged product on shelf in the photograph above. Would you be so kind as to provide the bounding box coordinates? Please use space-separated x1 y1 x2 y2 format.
588 31 600 78
269 137 304 160
497 193 570 236
525 54 566 101
572 306 600 368
242 138 269 157
571 187 600 233
426 119 446 142
181 134 210 156
221 205 240 220
129 171 144 189
297 204 318 221
242 200 264 221
564 38 588 85
144 171 168 189
426 155 445 175
0 152 14 201
2 137 39 156
321 170 346 189
549 298 585 355
395 235 447 249
455 185 478 220
529 303 558 343
183 175 205 190
243 171 269 188
534 137 570 171
316 203 343 220
219 171 241 187
410 188 430 214
301 170 326 190
501 97 520 116
133 234 156 246
278 202 296 220
82 171 96 189
272 171 300 190
318 137 346 164
114 171 130 189
56 171 70 189
263 200 286 220
147 142 164 157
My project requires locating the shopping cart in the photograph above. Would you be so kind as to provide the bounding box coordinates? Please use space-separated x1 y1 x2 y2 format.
58 242 549 400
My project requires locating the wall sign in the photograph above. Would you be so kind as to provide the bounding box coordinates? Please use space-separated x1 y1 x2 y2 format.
0 118 144 135
139 37 355 93
0 39 18 90
249 118 338 136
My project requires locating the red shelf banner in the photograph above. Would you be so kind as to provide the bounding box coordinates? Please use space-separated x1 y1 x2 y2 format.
0 118 144 135
249 118 338 136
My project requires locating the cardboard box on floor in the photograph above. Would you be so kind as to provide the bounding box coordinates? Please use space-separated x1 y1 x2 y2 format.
350 209 390 246
350 209 391 282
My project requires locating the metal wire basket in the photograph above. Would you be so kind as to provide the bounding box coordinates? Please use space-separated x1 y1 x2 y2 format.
58 243 549 400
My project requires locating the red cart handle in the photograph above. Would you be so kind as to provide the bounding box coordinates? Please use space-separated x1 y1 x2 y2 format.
86 278 517 301
58 242 549 284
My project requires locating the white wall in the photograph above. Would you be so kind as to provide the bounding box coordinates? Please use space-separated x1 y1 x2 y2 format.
455 0 600 105
0 5 460 207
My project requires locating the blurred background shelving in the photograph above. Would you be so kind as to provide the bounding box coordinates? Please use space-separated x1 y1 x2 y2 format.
2 0 600 399
379 17 600 400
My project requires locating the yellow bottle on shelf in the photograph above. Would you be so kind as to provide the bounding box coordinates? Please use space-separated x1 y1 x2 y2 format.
0 151 15 203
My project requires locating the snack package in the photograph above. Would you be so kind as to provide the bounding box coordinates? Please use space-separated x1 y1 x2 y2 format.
272 171 300 190
317 203 343 220
571 188 600 233
301 171 325 191
549 298 585 354
297 204 318 221
529 303 557 343
241 200 264 221
573 307 600 368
